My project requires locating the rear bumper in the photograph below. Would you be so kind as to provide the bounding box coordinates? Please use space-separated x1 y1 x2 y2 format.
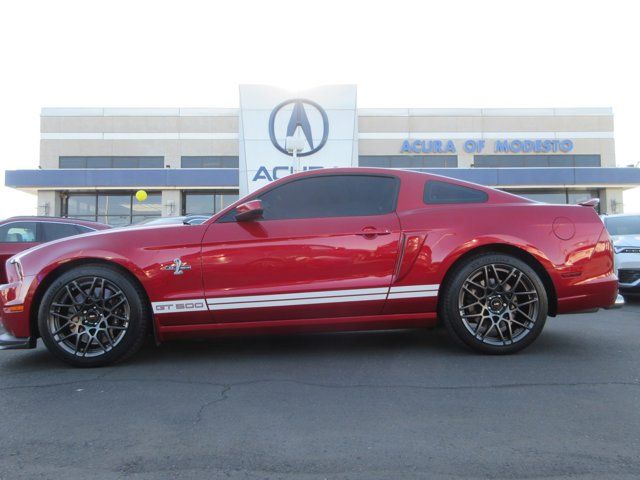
556 274 619 314
0 331 33 350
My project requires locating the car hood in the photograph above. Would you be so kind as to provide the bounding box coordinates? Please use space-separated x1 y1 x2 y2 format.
11 222 207 277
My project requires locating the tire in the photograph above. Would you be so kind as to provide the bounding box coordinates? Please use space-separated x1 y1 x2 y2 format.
440 253 548 354
38 264 149 367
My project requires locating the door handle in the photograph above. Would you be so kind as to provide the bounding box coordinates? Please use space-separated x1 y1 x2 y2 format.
355 227 392 237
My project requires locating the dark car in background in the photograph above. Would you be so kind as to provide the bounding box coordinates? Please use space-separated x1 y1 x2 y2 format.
0 217 110 283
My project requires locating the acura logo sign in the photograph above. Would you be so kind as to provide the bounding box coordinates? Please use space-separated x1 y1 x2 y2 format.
268 98 329 157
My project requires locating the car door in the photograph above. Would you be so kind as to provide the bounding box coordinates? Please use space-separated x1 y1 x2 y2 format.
0 221 40 283
200 174 402 323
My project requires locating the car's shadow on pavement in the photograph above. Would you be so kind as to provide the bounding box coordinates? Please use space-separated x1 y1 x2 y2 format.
131 319 605 365
1 320 605 371
5 328 451 371
137 328 460 364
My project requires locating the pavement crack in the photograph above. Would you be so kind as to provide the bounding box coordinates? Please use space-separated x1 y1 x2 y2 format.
0 373 108 391
194 384 231 424
190 378 640 423
219 378 640 392
1 375 638 393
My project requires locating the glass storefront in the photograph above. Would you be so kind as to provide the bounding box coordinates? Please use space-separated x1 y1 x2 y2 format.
63 191 162 226
60 186 601 226
183 191 239 216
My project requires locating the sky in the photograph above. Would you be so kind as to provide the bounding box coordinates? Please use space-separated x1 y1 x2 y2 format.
1 0 638 218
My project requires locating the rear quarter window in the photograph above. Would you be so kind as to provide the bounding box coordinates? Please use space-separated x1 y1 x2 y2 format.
424 180 488 205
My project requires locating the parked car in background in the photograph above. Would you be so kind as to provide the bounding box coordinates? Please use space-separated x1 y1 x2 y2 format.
603 214 640 297
136 215 210 226
0 169 620 366
0 217 110 283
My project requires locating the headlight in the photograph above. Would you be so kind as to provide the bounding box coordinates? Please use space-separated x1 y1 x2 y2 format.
614 246 640 254
8 258 23 280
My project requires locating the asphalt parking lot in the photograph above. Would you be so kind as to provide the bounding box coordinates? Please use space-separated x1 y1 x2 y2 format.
1 302 639 480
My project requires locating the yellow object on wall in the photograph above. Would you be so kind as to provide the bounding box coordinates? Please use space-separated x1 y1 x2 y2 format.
135 190 148 202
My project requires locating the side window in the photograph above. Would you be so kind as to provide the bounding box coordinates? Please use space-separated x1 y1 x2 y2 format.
257 175 399 221
0 222 38 243
424 180 488 204
42 222 84 242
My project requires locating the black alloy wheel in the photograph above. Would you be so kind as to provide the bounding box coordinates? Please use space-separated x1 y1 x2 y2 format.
38 265 148 367
440 253 548 354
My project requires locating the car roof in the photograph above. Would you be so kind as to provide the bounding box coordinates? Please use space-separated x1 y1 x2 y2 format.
267 167 502 190
252 167 525 203
1 216 111 229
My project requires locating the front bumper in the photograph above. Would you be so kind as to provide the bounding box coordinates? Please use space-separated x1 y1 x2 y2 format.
0 276 37 347
0 331 32 350
617 269 640 294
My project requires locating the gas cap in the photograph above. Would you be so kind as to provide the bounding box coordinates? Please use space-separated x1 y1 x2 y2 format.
552 216 575 240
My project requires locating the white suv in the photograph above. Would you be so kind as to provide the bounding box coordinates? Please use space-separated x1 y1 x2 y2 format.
603 214 640 297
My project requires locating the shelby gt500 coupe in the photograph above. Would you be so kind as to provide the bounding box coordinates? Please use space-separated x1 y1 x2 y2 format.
0 169 620 366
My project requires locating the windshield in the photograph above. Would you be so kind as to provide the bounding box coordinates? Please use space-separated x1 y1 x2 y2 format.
604 215 640 236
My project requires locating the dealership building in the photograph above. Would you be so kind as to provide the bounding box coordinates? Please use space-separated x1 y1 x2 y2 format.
6 85 640 226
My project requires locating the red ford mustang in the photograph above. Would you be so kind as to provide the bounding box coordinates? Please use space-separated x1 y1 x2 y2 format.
0 168 620 366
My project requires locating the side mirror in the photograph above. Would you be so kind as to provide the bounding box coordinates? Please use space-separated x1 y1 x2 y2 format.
235 199 263 222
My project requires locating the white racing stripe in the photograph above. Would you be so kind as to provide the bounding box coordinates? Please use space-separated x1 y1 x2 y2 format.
388 291 438 300
388 284 439 300
153 284 440 313
207 287 389 305
209 294 388 311
389 284 439 293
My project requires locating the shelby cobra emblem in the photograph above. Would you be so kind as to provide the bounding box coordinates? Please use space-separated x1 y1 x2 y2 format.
162 258 191 275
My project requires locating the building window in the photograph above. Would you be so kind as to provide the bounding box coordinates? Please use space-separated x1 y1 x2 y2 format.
359 155 458 168
63 191 162 226
59 156 164 168
473 155 601 168
502 188 601 211
183 191 239 215
181 156 239 168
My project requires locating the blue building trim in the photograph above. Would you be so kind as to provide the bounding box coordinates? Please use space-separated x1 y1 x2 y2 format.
4 167 640 189
4 168 240 189
411 167 640 187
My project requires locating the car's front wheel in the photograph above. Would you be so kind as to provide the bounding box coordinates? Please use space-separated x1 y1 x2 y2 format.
440 253 548 354
38 264 149 367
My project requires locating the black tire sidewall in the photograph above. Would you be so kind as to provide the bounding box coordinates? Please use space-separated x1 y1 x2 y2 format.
440 253 548 354
38 265 148 367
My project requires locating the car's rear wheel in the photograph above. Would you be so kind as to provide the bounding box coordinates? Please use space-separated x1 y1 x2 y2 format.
38 265 149 367
440 253 548 354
